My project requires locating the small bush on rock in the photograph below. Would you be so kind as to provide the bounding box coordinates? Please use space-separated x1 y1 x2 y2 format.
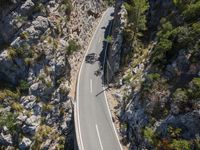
0 89 20 101
63 0 73 15
11 102 24 112
19 80 29 92
170 139 191 150
66 40 80 55
0 112 17 132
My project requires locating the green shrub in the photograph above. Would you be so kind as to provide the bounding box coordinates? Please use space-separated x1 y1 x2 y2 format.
0 89 20 101
8 43 31 59
194 137 200 150
125 0 149 32
152 39 172 64
45 80 52 88
57 136 65 150
146 73 161 82
60 86 69 95
24 58 34 65
15 16 27 23
170 139 191 150
20 31 29 40
0 112 17 132
63 0 73 15
19 80 29 91
32 125 53 149
188 77 200 99
104 35 113 43
167 126 182 138
66 40 80 55
34 3 45 13
142 73 161 90
173 88 188 103
123 72 132 84
42 103 53 112
157 20 173 39
11 102 24 112
182 1 200 22
173 0 190 11
103 0 115 6
143 127 155 145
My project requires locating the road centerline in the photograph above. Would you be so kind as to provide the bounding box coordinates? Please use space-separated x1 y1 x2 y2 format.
90 79 93 93
96 124 104 150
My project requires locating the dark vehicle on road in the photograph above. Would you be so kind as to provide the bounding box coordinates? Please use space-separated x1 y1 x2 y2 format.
85 53 98 64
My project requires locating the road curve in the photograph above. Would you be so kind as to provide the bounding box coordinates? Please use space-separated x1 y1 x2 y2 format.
75 7 122 150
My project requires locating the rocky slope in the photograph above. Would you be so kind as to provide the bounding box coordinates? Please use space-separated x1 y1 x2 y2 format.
108 0 200 149
0 0 105 149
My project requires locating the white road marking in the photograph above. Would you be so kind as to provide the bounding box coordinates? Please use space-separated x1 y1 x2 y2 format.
98 38 101 43
101 7 123 150
76 8 112 150
90 79 93 93
96 124 104 150
103 86 123 150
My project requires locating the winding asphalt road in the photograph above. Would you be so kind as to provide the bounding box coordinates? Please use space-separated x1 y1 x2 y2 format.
76 7 122 150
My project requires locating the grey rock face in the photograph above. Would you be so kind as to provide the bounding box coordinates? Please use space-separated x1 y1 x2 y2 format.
22 115 40 135
17 114 28 122
30 82 40 95
22 125 37 135
157 110 200 139
19 137 32 150
0 0 105 149
106 3 127 82
0 133 13 146
33 103 42 116
25 115 40 126
20 0 35 16
0 0 34 43
20 95 37 110
0 51 27 84
55 52 67 79
32 16 49 33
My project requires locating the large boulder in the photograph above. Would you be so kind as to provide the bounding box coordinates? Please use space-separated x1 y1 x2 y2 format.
0 133 13 146
20 95 37 110
22 115 40 135
19 137 32 150
20 0 35 16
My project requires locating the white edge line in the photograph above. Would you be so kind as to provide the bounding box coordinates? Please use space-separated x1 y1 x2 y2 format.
103 87 123 150
96 124 104 150
75 8 111 150
102 7 123 150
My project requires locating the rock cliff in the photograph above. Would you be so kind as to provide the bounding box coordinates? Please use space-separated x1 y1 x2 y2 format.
0 0 105 149
108 0 200 149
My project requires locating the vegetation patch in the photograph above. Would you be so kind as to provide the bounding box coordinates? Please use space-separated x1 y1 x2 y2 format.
66 39 80 55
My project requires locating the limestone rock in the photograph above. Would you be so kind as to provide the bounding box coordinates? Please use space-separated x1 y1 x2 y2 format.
20 0 35 16
22 115 40 135
19 137 32 150
0 133 12 146
0 51 27 84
